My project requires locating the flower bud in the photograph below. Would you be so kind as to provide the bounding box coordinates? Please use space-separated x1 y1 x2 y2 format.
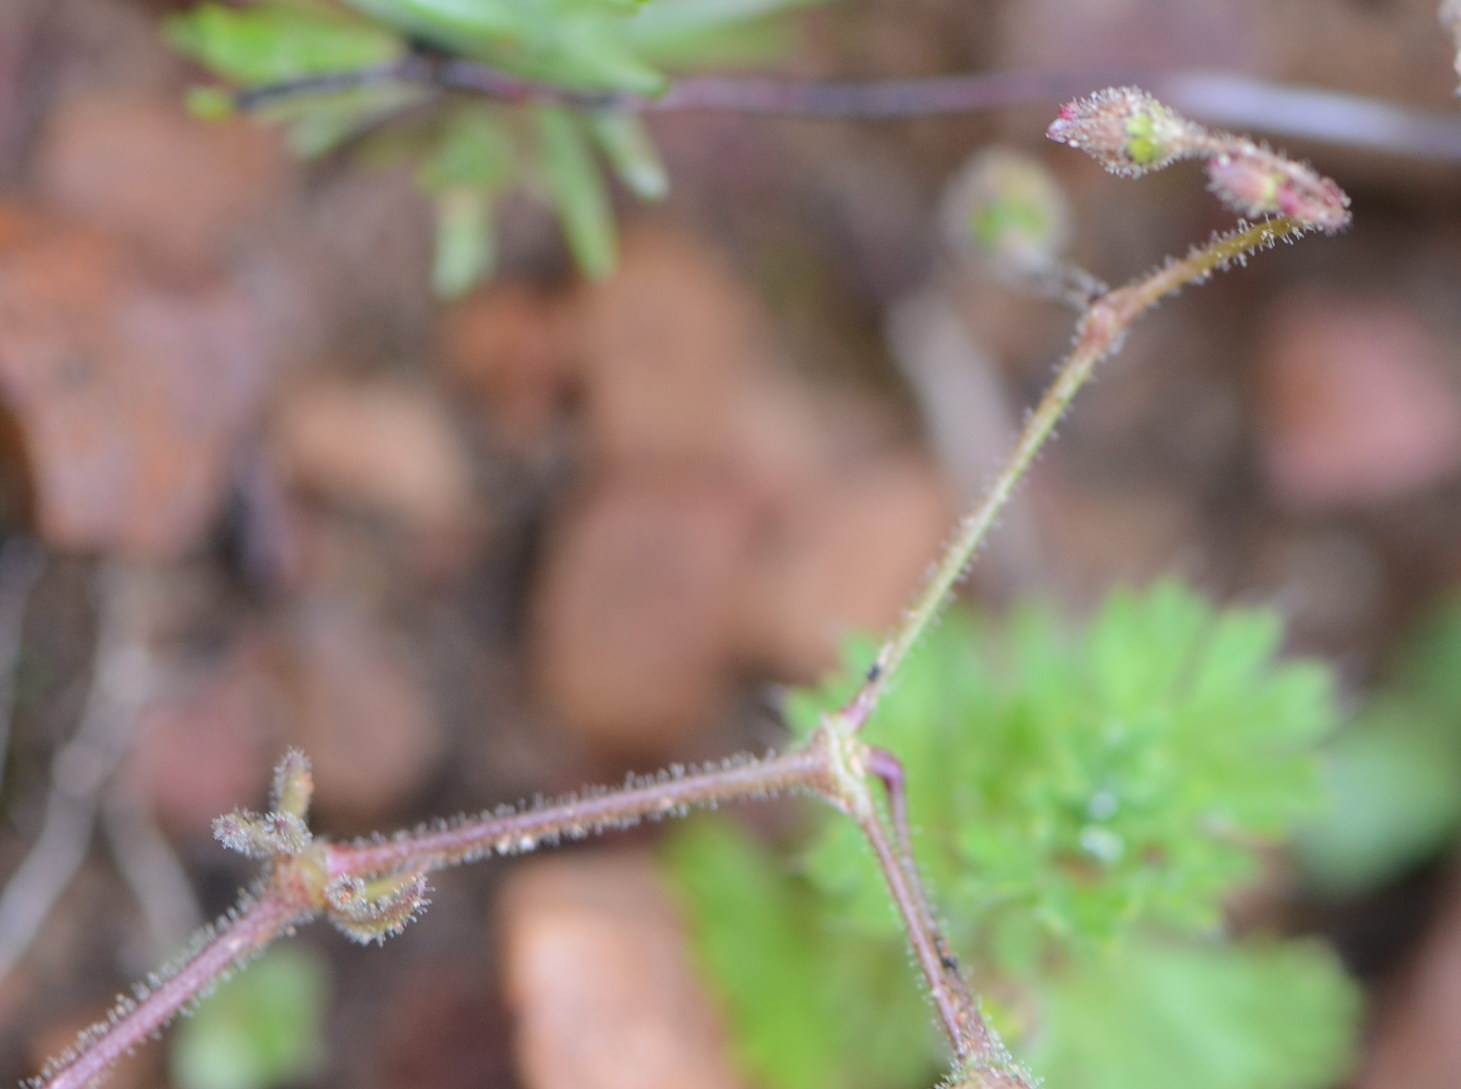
326 870 432 944
1205 153 1351 233
1046 87 1204 176
213 808 312 858
943 148 1072 276
271 747 314 820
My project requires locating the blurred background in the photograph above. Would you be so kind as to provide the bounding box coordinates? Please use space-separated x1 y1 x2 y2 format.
2 0 1461 1087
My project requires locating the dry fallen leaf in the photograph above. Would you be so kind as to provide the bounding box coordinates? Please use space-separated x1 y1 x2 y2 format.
531 470 757 759
1258 291 1461 509
36 93 286 274
499 850 748 1089
126 634 275 837
0 205 272 558
273 596 446 825
441 283 574 453
571 225 775 470
272 375 480 551
733 449 954 681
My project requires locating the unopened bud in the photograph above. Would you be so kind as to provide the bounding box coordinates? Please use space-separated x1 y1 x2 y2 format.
943 148 1072 276
212 808 312 858
326 869 431 944
1205 153 1351 233
271 748 314 821
1046 87 1203 176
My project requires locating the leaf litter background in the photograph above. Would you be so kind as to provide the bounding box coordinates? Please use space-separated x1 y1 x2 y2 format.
2 0 1461 1087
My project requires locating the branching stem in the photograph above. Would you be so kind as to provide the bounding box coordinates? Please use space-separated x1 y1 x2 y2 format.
327 743 830 877
27 82 1345 1089
847 215 1307 725
37 892 307 1089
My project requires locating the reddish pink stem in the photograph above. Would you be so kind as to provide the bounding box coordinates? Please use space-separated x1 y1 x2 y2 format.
328 746 828 878
39 893 309 1089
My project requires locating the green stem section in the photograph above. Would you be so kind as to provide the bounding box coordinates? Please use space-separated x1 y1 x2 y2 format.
849 215 1305 727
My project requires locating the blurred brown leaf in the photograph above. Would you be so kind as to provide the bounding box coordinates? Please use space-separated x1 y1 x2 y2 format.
531 470 757 759
499 850 747 1089
442 283 574 454
126 633 275 837
273 596 445 825
571 225 774 470
0 205 272 558
1258 292 1461 509
272 376 481 559
36 93 287 275
734 449 953 681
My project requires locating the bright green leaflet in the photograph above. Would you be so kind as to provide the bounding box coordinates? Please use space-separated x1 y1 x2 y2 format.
169 946 329 1089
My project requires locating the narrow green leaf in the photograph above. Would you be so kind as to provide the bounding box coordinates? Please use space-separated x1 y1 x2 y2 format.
546 20 668 94
339 0 520 51
535 107 617 279
628 0 825 67
167 3 400 84
433 188 497 298
417 109 515 193
587 113 669 200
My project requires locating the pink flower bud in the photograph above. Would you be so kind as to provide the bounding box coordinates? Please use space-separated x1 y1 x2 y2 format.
1046 86 1203 176
1205 153 1351 232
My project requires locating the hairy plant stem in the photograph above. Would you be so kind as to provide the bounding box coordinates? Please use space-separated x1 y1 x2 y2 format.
38 892 307 1089
29 70 1341 1088
847 214 1307 728
327 744 831 877
37 720 1018 1089
34 744 830 1089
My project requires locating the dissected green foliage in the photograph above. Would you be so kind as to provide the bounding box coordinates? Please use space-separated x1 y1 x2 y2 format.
167 0 820 291
666 818 942 1089
1300 594 1461 894
667 581 1357 1089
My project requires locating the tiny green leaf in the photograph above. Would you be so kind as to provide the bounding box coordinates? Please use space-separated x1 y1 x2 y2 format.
339 0 520 52
170 947 329 1089
535 107 617 279
417 109 515 193
587 112 670 200
432 188 497 298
